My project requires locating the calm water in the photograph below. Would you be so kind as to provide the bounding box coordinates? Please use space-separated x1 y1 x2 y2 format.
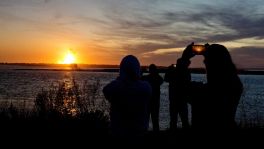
0 65 264 129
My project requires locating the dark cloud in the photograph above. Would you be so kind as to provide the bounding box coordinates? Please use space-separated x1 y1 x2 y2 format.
94 2 264 68
44 0 52 3
230 47 264 68
158 5 264 42
96 1 264 55
0 0 50 7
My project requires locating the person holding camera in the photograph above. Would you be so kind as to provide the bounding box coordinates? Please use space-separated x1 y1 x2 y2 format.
177 43 243 129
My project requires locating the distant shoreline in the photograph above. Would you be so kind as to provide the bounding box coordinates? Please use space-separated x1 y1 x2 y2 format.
11 68 264 75
1 63 264 75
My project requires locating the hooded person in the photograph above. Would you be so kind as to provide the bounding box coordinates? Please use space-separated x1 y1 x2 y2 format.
103 55 152 137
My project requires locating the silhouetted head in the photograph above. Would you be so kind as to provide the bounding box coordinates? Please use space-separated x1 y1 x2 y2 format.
204 44 232 69
149 64 157 74
119 55 141 80
203 44 237 83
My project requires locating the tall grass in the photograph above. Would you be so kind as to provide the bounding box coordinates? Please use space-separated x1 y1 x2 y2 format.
0 78 110 134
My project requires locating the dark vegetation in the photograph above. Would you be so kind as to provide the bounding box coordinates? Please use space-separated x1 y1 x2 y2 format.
0 79 110 139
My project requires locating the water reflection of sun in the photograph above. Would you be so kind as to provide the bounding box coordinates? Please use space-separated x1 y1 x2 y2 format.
59 50 76 64
62 72 78 116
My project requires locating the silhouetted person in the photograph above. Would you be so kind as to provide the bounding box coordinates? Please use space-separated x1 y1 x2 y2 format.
164 62 190 130
142 64 163 132
103 55 152 137
178 43 243 129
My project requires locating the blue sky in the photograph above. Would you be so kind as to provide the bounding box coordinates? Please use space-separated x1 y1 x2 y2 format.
0 0 264 68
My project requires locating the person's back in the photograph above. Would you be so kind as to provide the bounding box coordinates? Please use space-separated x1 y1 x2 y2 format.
204 44 243 129
164 62 190 129
142 64 163 131
178 43 243 129
103 55 152 137
164 63 191 101
164 65 176 95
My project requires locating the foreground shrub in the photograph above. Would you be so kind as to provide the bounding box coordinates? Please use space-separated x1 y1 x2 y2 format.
0 78 110 135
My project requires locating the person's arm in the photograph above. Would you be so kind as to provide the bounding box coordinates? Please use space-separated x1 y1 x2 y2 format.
176 43 194 70
159 75 163 85
103 84 112 102
173 43 194 104
176 58 191 70
103 80 118 103
174 43 194 84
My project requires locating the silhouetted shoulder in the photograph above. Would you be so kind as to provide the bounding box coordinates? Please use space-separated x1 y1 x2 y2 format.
103 79 120 93
103 79 152 101
137 80 152 94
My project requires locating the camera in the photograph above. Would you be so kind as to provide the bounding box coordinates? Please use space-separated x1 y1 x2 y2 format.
192 45 206 55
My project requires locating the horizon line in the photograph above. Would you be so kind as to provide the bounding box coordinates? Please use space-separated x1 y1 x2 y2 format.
1 62 264 70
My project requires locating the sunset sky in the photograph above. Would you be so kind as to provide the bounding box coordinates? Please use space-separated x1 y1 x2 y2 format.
0 0 264 68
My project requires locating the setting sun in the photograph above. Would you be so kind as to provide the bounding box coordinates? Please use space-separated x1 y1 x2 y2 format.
59 50 76 64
